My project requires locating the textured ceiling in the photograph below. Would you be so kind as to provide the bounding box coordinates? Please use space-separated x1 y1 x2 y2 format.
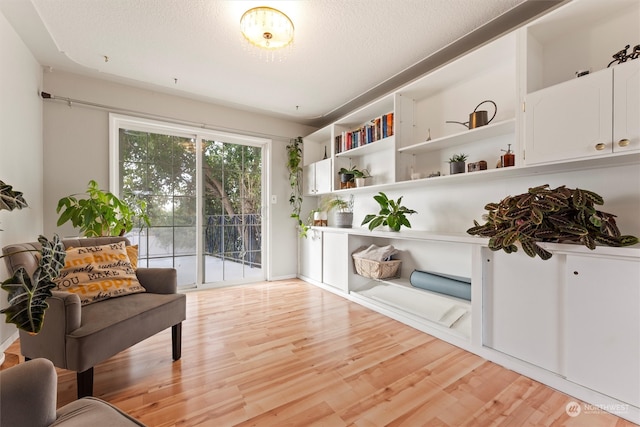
0 0 564 126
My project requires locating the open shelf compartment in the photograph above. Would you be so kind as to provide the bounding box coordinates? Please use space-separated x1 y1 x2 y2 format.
350 278 471 339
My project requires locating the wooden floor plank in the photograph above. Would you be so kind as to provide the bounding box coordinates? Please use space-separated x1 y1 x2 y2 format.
2 279 637 426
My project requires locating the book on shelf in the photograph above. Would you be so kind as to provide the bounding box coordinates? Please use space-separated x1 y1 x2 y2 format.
334 112 394 154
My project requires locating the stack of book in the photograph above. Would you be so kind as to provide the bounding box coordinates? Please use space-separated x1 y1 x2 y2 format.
335 112 394 154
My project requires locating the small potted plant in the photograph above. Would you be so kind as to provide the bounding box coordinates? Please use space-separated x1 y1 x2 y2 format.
325 195 354 228
353 168 372 188
338 166 370 189
448 153 468 175
362 192 417 231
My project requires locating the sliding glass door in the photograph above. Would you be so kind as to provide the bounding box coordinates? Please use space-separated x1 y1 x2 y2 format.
112 115 266 289
202 139 262 283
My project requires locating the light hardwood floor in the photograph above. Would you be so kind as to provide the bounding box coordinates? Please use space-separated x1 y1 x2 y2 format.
2 279 636 426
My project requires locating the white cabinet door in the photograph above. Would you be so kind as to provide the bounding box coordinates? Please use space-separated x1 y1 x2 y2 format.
482 250 562 373
565 255 640 406
314 158 332 194
299 229 322 282
613 60 640 153
303 163 316 196
303 158 332 195
525 68 613 165
322 232 349 293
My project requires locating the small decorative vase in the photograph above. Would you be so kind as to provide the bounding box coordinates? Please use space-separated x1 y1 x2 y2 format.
355 177 365 187
313 211 328 226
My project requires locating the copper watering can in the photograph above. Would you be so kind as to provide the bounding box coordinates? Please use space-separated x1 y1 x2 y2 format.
446 100 497 130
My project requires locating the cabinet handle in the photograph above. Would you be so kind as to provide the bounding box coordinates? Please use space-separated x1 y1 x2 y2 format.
594 143 606 151
618 139 630 147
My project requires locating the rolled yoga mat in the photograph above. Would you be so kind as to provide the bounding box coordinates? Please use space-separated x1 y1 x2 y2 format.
409 270 471 301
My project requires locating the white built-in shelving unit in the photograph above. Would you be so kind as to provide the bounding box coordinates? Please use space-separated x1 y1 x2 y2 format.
298 1 640 423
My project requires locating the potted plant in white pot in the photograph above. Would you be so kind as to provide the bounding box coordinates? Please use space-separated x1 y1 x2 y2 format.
338 166 371 189
353 168 372 188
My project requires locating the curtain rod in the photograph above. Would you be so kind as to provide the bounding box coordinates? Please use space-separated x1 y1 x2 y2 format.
39 91 294 142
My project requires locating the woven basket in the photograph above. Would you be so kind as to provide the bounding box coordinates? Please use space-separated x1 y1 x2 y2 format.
353 257 401 280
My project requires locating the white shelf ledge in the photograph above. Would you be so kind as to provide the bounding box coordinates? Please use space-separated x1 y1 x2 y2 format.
335 135 395 158
398 119 515 154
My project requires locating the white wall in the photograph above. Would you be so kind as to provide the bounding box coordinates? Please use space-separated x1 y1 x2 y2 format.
0 11 44 352
42 71 315 281
342 163 640 240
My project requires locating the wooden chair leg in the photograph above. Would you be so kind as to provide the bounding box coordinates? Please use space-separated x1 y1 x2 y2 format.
172 323 182 361
77 367 94 398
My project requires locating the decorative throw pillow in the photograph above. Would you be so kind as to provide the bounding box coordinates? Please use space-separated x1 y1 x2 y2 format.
126 244 138 269
54 241 145 306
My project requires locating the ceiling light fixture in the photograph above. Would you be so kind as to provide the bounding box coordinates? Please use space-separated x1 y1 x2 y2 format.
240 6 294 60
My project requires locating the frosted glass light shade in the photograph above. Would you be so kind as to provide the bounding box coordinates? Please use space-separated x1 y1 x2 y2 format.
240 7 294 50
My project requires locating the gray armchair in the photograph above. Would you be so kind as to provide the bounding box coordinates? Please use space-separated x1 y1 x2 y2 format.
2 237 186 398
0 358 146 426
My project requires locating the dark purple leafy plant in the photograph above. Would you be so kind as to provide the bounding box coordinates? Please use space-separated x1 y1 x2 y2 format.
467 184 638 260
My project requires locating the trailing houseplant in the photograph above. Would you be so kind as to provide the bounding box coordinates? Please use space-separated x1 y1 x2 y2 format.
362 192 417 231
467 184 639 260
0 180 66 334
286 136 310 237
56 179 149 237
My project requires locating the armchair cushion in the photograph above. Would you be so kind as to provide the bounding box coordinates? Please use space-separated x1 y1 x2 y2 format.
54 241 145 306
66 291 185 372
53 397 146 426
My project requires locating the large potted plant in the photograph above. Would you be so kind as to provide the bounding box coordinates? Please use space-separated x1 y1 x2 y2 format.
362 192 417 231
467 184 639 260
0 180 66 335
56 180 149 237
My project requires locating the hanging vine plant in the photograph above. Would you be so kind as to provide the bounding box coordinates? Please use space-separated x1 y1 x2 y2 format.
467 184 638 260
286 136 310 237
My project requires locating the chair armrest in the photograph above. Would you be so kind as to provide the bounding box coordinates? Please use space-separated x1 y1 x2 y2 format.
135 268 177 294
18 291 81 367
0 358 57 427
